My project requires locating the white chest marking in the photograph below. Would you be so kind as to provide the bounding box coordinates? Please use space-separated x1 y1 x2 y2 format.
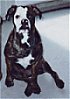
16 54 34 69
19 30 30 46
21 32 29 45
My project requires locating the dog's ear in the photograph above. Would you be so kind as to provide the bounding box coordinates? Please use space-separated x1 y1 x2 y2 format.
5 5 17 21
31 5 42 19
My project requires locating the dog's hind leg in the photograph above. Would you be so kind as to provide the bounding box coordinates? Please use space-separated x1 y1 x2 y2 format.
42 59 64 89
5 58 14 87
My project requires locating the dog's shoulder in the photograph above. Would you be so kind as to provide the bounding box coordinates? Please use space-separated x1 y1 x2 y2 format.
7 29 14 43
4 29 14 55
35 28 41 44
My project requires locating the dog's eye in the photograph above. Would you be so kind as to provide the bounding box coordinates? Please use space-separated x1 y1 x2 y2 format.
15 15 20 19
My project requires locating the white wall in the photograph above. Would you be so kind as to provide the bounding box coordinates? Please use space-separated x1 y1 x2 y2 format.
0 0 15 19
0 0 39 18
15 0 39 5
15 0 53 5
0 0 53 18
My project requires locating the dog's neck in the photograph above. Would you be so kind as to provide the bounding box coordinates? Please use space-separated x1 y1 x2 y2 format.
13 24 35 38
13 27 35 49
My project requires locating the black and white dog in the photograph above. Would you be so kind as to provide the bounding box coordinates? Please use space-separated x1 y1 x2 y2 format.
4 5 64 96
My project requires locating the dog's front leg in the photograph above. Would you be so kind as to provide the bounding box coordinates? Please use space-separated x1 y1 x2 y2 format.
24 62 41 97
24 77 41 97
5 58 14 87
42 60 64 89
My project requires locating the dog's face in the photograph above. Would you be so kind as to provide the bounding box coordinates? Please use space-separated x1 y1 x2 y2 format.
6 5 42 33
14 6 31 32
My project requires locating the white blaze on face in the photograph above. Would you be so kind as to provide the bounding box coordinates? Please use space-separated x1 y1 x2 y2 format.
14 6 31 32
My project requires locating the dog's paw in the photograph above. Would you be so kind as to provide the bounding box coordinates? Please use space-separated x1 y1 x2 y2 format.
5 78 14 87
24 85 32 97
33 84 41 94
24 83 41 97
56 78 64 89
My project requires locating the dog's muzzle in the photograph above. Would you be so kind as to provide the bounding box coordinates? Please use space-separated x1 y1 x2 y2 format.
20 19 30 30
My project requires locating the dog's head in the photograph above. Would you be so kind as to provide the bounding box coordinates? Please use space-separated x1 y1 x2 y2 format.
6 5 42 33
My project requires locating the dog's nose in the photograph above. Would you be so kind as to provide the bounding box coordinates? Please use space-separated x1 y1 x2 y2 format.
21 19 28 25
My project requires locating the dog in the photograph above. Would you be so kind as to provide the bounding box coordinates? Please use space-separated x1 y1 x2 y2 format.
0 16 3 80
4 5 64 96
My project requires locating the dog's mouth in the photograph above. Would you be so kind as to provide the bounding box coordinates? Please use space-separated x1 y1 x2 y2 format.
19 21 30 31
18 25 29 35
19 25 29 30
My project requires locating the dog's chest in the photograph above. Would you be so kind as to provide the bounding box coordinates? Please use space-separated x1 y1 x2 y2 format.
21 32 29 46
16 31 34 69
17 53 34 69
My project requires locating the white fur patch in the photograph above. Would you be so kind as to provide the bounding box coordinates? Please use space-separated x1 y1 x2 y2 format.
19 29 30 46
16 53 34 69
14 6 31 32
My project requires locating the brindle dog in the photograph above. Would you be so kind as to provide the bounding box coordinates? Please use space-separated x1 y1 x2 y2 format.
4 5 64 96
